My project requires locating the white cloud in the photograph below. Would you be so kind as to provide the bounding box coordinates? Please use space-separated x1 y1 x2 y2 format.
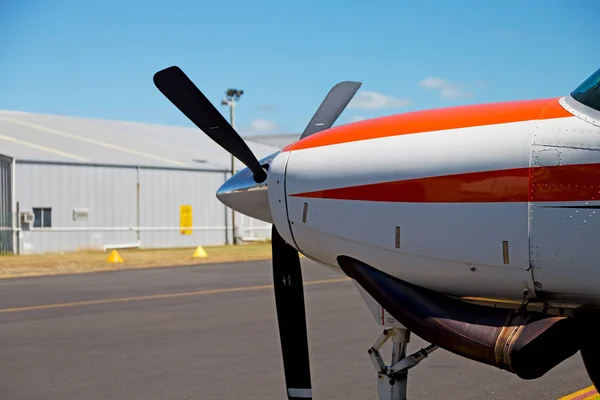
419 77 471 99
348 91 410 110
349 115 367 123
250 119 278 133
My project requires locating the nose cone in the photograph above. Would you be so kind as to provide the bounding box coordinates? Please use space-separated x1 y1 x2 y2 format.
216 152 278 223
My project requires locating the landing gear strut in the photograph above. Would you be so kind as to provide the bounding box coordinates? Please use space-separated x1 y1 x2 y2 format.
368 327 438 400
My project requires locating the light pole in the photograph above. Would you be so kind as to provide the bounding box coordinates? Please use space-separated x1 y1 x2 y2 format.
221 89 243 245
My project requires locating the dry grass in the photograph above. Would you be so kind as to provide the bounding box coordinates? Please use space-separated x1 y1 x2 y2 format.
0 242 273 279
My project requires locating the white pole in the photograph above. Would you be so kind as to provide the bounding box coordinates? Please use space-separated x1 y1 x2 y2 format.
229 101 237 245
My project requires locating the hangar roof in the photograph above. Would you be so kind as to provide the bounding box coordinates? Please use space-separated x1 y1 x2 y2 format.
244 133 300 149
0 109 287 171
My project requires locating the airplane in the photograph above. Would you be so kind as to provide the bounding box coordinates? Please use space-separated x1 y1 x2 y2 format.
152 65 600 400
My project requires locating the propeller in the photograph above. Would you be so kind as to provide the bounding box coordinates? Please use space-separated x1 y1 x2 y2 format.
272 224 312 399
299 80 362 140
153 66 267 183
152 65 362 399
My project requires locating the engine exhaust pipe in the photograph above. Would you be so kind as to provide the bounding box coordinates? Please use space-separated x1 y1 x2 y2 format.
337 256 581 380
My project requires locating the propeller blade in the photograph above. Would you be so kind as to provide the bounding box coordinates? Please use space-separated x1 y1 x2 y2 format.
153 66 267 183
299 80 362 140
271 225 312 400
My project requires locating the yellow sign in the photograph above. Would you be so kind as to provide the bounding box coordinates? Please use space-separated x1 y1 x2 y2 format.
180 205 192 235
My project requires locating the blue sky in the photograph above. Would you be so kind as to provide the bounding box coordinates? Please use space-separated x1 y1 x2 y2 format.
0 0 598 136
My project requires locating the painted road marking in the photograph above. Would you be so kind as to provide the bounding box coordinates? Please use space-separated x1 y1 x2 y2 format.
0 277 351 314
2 276 597 400
558 385 599 399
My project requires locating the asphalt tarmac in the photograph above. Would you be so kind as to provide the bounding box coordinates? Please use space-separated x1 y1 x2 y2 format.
0 259 593 400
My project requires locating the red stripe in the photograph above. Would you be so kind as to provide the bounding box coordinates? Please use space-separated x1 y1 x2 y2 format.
290 163 600 203
570 389 598 400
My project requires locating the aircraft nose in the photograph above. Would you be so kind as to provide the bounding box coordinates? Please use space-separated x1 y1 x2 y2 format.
216 163 272 223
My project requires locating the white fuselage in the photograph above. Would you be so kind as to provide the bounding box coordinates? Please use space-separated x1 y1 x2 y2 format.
267 95 600 307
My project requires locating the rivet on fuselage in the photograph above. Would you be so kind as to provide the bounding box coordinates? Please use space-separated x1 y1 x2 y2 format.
534 281 543 289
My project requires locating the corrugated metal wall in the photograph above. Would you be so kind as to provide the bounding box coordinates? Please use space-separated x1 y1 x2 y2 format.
137 168 227 248
237 213 272 241
0 156 13 254
13 161 271 254
15 162 138 254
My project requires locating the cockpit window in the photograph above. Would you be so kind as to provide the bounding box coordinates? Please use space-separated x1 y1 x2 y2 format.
571 67 600 113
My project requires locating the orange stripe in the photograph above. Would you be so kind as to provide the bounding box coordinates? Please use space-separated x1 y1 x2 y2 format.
284 97 571 152
290 163 600 203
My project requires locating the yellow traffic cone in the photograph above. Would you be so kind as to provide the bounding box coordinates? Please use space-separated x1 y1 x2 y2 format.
192 246 208 258
107 249 124 263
